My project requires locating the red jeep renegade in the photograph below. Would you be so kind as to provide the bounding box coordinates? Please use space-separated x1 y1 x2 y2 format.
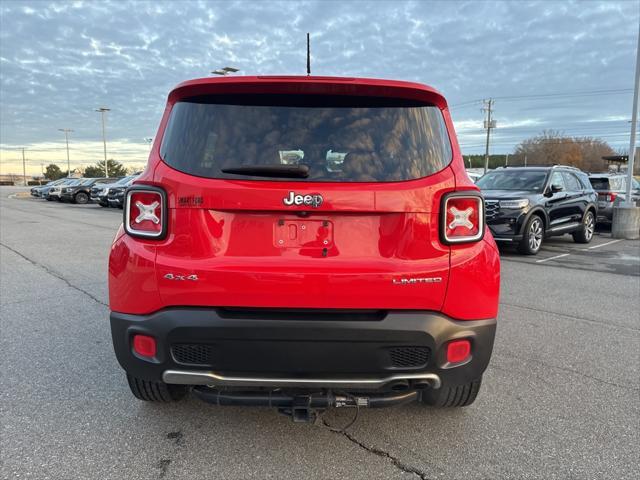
109 76 500 421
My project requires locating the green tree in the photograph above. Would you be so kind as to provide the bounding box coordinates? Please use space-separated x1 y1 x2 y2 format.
44 164 67 180
84 159 127 178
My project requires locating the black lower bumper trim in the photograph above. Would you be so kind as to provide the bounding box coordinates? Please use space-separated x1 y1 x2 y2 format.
192 387 419 409
111 308 497 390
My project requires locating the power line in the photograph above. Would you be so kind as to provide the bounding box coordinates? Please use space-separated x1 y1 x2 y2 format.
449 88 633 109
460 137 632 149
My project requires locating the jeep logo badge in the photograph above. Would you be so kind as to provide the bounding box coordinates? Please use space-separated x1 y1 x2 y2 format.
283 191 323 208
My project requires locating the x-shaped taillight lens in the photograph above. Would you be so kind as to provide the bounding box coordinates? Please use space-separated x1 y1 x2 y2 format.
135 201 160 224
124 188 166 239
442 194 484 244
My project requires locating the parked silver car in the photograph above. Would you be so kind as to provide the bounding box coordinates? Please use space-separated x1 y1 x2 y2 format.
588 173 640 223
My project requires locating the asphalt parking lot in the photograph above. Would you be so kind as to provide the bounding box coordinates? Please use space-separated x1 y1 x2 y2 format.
1 187 638 480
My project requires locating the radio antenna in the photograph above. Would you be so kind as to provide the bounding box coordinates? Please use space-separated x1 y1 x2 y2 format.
306 33 311 76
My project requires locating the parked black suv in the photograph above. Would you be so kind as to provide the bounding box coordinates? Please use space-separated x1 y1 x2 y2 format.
107 174 139 208
90 175 136 207
60 177 121 204
476 166 598 254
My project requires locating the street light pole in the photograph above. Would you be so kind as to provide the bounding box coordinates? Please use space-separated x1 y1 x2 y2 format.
624 22 640 207
612 21 640 240
21 148 26 186
96 107 110 178
58 128 73 176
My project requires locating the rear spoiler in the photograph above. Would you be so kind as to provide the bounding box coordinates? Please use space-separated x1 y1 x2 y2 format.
167 76 448 110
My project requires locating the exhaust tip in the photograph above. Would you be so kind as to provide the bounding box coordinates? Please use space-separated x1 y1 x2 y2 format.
412 380 433 390
389 380 410 392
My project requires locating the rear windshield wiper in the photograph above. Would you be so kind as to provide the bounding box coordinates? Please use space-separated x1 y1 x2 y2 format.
221 164 309 179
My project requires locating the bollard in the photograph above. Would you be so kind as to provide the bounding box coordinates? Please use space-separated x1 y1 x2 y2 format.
612 205 640 240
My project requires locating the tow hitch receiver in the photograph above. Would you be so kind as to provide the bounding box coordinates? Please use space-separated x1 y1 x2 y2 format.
287 395 317 423
192 388 419 423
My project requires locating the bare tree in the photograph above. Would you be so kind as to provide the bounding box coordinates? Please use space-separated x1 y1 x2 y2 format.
513 131 615 171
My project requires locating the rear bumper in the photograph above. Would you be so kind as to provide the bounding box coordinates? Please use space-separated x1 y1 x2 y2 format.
596 204 613 223
110 308 496 391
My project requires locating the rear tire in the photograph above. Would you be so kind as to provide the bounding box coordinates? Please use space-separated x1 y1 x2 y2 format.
126 374 189 402
572 211 595 244
420 377 482 407
518 215 544 255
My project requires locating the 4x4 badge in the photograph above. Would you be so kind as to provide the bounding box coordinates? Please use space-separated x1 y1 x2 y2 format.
283 191 323 208
164 273 198 281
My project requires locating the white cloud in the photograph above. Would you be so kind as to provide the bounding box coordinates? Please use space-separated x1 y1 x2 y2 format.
0 0 637 156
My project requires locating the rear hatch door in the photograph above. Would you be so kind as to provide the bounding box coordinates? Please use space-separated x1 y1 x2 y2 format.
151 90 454 310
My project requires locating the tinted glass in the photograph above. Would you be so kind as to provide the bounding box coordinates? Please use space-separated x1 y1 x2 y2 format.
160 95 452 182
476 170 548 191
115 175 134 185
589 177 610 190
562 172 581 191
576 172 593 190
550 171 566 190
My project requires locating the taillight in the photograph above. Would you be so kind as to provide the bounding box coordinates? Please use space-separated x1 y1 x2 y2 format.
124 186 167 239
441 192 484 244
599 192 618 202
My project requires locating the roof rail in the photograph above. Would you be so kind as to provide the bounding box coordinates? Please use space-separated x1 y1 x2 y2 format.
551 165 582 171
496 164 582 171
497 164 552 168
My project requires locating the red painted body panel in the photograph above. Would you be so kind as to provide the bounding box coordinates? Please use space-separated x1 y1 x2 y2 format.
108 76 500 320
441 235 501 320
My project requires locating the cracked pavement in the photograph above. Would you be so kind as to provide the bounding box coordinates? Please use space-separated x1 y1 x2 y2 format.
1 187 639 479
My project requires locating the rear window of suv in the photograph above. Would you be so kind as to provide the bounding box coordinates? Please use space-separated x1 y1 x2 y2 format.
160 94 452 182
589 176 624 191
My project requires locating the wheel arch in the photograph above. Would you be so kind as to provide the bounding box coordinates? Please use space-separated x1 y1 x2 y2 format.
584 204 597 220
518 207 548 235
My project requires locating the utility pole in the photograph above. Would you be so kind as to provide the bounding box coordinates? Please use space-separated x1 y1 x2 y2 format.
21 148 26 186
505 153 509 166
482 99 495 174
58 128 73 176
96 107 110 177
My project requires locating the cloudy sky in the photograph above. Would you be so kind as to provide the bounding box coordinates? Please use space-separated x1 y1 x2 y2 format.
0 0 638 175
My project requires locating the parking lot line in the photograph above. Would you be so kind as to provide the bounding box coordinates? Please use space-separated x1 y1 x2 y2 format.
586 239 622 250
535 253 570 263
